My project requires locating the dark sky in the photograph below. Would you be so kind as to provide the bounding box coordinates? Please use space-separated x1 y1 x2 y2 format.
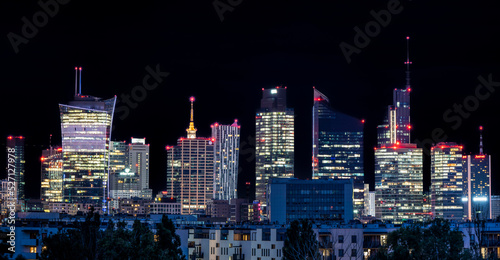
1 1 499 200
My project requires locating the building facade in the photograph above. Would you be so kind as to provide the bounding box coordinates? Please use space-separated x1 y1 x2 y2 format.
267 178 353 224
375 143 424 224
431 142 463 221
59 92 116 212
212 120 240 200
255 87 294 207
6 136 25 201
166 97 214 215
463 154 492 220
312 88 364 218
128 137 150 191
40 146 63 206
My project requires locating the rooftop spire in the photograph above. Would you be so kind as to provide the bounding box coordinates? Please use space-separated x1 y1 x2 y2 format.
186 96 197 138
404 36 412 90
479 125 484 155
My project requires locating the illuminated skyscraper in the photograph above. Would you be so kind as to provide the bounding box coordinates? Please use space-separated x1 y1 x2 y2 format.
40 146 63 205
128 137 150 191
109 141 128 176
375 143 424 224
166 97 214 214
59 67 116 212
211 120 240 200
255 87 294 206
463 126 491 220
312 88 364 217
377 37 413 146
6 136 26 201
431 142 463 221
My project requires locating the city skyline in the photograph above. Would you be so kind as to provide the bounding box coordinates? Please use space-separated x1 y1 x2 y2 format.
1 1 500 200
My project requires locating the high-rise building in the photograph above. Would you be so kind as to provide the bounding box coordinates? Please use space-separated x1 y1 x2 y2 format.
166 97 214 215
491 195 500 220
255 87 294 207
312 88 364 217
211 120 240 200
6 136 25 201
40 146 63 206
267 178 353 224
59 67 116 212
109 168 142 199
375 143 424 224
109 141 128 176
128 137 150 191
430 142 463 221
462 126 492 221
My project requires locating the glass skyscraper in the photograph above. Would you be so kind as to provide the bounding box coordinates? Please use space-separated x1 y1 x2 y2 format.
431 142 463 221
40 146 63 205
166 97 214 215
267 178 353 224
6 136 25 201
128 137 150 192
255 87 294 207
59 94 116 212
375 143 423 224
211 120 240 200
312 88 364 217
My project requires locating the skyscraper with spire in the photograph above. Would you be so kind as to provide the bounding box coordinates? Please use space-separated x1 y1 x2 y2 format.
59 67 116 212
462 126 492 220
166 97 214 215
375 37 424 223
377 37 412 146
312 88 364 217
255 87 294 208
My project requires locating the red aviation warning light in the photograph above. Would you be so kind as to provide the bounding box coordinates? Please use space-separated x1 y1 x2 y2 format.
189 96 195 102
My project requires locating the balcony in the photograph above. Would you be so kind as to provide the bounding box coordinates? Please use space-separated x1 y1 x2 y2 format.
363 241 382 248
189 252 204 260
480 240 500 247
232 253 245 260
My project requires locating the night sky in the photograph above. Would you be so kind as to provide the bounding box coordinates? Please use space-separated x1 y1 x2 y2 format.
1 1 499 200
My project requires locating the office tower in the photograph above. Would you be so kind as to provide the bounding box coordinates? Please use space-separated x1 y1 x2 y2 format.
463 126 491 220
312 88 364 217
255 87 294 206
267 178 353 224
430 142 463 221
128 137 150 190
59 67 116 212
491 195 500 220
109 168 141 199
6 136 25 201
166 97 214 215
375 143 424 224
364 184 376 217
110 141 128 176
40 146 63 205
377 37 413 146
211 120 240 200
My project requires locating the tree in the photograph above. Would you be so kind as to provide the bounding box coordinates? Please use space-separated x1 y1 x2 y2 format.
155 215 184 260
381 219 468 260
282 219 321 260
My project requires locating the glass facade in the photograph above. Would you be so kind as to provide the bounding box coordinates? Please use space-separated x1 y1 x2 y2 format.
59 95 116 212
255 87 294 207
211 120 240 200
375 143 423 224
40 147 63 205
6 136 25 201
393 88 411 143
463 154 491 220
128 138 150 191
431 142 463 221
267 178 353 224
312 88 364 218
